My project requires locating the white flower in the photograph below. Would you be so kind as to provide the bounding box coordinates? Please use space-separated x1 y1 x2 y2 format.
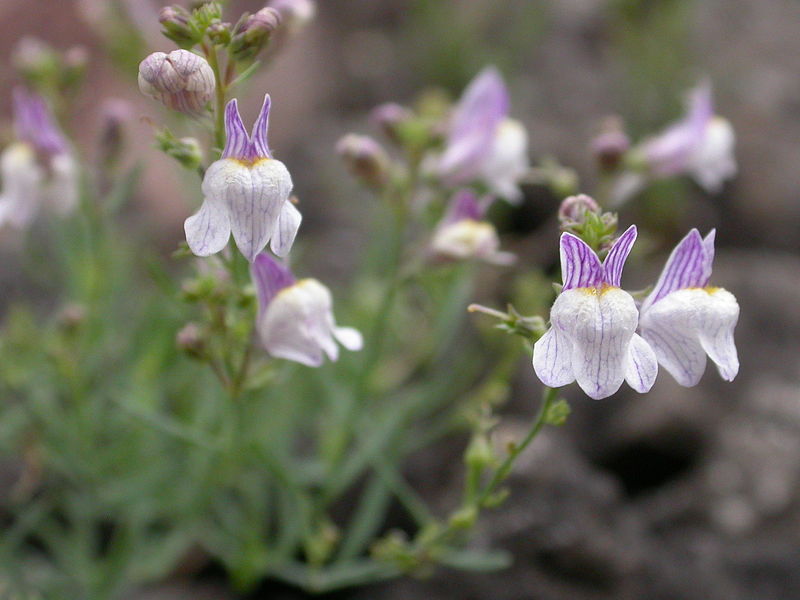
438 67 530 203
184 95 299 262
251 253 362 367
532 226 658 399
0 88 78 230
641 82 736 193
430 190 514 265
639 229 739 386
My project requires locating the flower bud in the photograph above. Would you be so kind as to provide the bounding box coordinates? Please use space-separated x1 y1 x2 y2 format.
558 193 600 225
176 322 206 358
159 5 198 47
206 21 232 46
229 8 282 61
57 304 87 333
336 134 389 188
591 116 630 172
270 0 316 33
98 99 132 168
369 102 413 145
138 50 215 115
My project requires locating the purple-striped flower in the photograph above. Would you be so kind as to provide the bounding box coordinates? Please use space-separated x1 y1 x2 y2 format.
430 190 514 265
185 95 299 262
533 226 658 400
438 67 529 203
251 253 362 367
639 229 739 386
0 88 78 229
641 82 736 193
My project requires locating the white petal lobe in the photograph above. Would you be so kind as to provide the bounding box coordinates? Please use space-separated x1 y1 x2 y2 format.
184 197 231 257
270 200 302 257
624 333 658 393
532 327 574 388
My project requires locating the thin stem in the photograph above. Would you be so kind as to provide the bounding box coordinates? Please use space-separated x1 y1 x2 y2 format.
205 45 227 155
475 385 558 507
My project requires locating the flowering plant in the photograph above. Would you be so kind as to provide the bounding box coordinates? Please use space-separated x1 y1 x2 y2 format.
0 3 740 597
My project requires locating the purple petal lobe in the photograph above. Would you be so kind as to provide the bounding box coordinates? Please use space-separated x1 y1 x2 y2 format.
443 189 485 224
439 66 509 182
560 233 603 290
643 229 711 310
222 99 251 160
603 225 637 287
251 252 296 310
13 87 67 155
250 94 272 159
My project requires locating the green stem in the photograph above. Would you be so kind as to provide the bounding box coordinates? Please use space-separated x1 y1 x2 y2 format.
475 385 558 507
205 45 227 155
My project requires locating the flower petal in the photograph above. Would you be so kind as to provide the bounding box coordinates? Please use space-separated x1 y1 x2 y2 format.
221 98 251 160
251 252 295 310
552 287 639 400
689 117 736 193
258 282 325 367
184 196 231 257
334 327 363 351
203 158 293 262
642 229 710 312
624 333 658 393
478 118 529 203
603 224 637 287
439 67 509 182
696 288 739 381
0 143 44 229
560 232 603 290
250 94 273 159
532 326 574 388
270 200 302 257
640 288 712 386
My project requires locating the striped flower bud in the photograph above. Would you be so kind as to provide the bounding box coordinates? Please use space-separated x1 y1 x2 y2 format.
138 50 215 115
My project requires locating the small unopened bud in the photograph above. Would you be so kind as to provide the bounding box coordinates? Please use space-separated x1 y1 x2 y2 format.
57 304 87 332
159 5 198 47
465 434 495 471
591 116 630 172
270 0 316 33
558 193 600 225
370 102 413 145
98 99 132 167
229 8 281 61
336 134 390 188
156 128 204 171
176 323 205 358
206 21 231 46
138 50 215 115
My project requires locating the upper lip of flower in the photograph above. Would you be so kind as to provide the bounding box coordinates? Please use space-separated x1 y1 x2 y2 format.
560 224 638 291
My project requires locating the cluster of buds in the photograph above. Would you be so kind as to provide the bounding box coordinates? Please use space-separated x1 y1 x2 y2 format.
12 37 88 97
229 7 282 61
557 194 618 254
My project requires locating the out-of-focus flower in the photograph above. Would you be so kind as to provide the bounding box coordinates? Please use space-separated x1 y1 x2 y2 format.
640 82 736 193
0 88 78 229
533 226 658 399
138 50 215 115
430 190 514 265
251 253 362 367
270 0 316 33
370 102 413 145
639 229 739 387
558 193 600 225
438 67 529 203
336 133 390 188
590 116 630 172
184 95 298 262
230 7 282 61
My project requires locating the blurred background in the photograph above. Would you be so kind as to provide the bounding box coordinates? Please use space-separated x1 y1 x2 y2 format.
1 1 800 598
